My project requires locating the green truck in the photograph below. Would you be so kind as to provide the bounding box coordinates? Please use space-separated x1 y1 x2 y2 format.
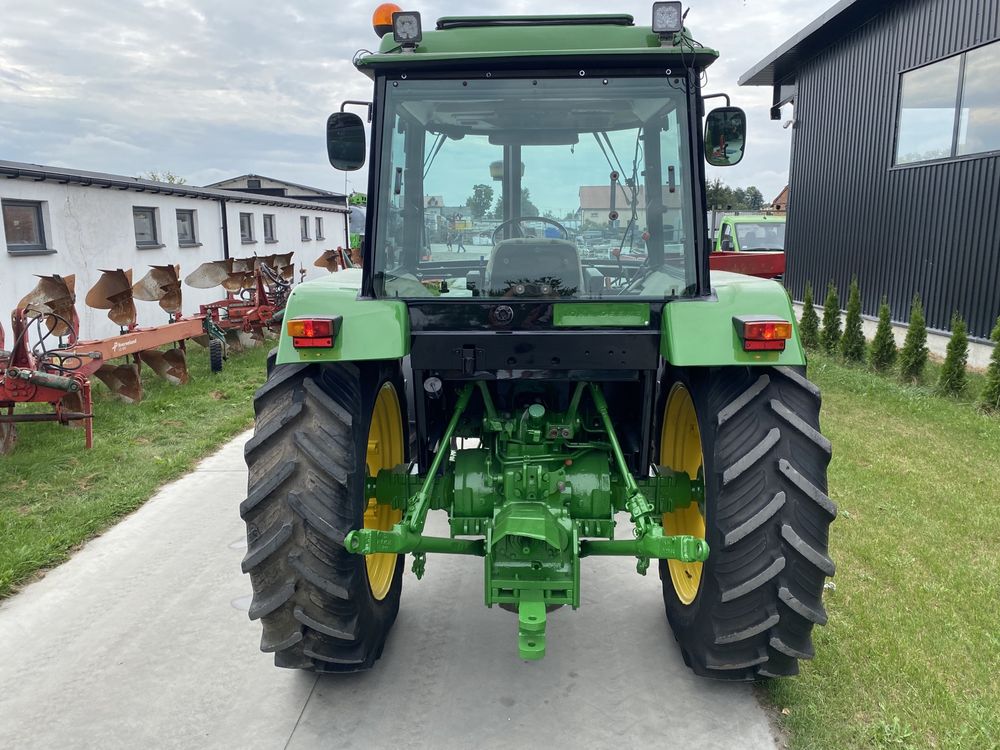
710 213 786 278
241 3 835 680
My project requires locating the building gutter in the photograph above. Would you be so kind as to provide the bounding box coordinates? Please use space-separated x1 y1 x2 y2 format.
219 197 230 260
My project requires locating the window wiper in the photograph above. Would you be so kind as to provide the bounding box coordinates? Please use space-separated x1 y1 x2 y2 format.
423 133 447 179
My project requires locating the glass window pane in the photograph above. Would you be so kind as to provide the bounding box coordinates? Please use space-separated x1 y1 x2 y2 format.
134 208 156 243
735 221 785 251
373 76 695 299
315 217 323 238
264 214 275 240
300 216 309 239
896 56 961 164
3 203 42 245
240 213 253 241
958 41 1000 156
176 210 194 242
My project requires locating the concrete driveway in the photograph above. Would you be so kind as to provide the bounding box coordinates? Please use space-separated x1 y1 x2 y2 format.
0 434 778 749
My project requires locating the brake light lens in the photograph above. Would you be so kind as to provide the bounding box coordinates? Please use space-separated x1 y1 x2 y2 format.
734 317 793 352
288 317 339 348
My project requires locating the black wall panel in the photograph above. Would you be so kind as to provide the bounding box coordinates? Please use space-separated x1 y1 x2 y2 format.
785 0 1000 339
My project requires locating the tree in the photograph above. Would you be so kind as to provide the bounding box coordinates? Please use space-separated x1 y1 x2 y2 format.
898 293 928 384
705 180 767 211
491 188 539 219
937 312 969 396
869 296 897 373
799 281 820 350
706 178 729 209
140 170 187 184
840 276 866 362
820 281 841 355
744 186 765 210
979 316 1000 413
464 184 494 220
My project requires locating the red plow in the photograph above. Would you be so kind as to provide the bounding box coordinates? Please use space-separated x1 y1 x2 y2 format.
0 253 295 454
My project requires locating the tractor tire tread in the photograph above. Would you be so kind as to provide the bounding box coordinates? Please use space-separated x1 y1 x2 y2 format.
661 364 834 681
242 362 404 672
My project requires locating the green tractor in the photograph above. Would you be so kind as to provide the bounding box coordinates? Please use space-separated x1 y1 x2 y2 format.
241 3 835 680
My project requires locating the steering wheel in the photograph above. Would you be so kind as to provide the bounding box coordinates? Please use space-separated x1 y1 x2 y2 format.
491 216 570 244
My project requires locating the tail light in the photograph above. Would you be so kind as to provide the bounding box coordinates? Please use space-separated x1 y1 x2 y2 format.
734 316 793 352
288 317 341 349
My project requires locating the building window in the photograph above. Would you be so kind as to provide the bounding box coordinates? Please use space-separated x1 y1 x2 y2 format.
263 213 276 242
315 216 324 240
240 212 255 243
133 207 160 247
247 178 261 189
957 41 1000 157
300 216 311 240
895 39 1000 165
176 209 198 245
2 199 48 254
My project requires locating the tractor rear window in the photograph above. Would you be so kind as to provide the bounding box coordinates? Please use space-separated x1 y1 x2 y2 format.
372 76 697 300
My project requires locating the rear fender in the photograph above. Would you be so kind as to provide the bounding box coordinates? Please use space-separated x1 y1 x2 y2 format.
275 277 409 365
661 273 805 367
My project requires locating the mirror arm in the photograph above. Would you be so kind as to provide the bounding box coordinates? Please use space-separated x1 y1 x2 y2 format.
340 100 374 123
702 93 731 107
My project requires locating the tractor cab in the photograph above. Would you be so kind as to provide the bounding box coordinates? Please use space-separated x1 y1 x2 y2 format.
330 7 744 304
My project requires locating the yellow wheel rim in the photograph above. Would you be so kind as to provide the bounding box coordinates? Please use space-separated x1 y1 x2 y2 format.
364 383 404 600
660 383 706 606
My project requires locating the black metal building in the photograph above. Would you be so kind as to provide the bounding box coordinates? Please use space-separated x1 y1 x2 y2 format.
741 0 1000 340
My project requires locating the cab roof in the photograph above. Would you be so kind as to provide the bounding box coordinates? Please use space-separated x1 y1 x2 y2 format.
355 14 718 74
726 214 786 224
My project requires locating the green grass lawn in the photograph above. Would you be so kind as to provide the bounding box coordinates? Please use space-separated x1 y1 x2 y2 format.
769 352 1000 750
0 344 269 598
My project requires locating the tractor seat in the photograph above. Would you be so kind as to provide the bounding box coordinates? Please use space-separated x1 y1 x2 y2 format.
484 238 583 298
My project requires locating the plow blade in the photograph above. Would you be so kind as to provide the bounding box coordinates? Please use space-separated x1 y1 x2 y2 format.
224 329 261 352
229 258 257 290
94 363 143 403
17 274 78 337
138 348 189 385
184 259 233 289
258 252 295 281
86 269 137 327
314 248 342 272
0 421 16 455
60 391 89 428
133 265 183 315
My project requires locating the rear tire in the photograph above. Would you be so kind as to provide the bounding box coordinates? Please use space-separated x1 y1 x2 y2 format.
658 365 836 680
241 360 407 672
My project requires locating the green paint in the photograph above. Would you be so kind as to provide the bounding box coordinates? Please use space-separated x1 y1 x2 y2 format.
552 302 650 328
661 271 806 366
356 20 718 73
346 380 709 659
274 276 409 365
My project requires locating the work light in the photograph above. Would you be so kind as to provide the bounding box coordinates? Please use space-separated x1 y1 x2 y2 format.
652 2 683 35
392 11 423 46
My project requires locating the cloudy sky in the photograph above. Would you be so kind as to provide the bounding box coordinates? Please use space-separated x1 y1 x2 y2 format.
0 0 834 202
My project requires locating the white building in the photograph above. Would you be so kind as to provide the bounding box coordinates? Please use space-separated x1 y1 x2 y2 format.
205 174 347 208
0 160 349 340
